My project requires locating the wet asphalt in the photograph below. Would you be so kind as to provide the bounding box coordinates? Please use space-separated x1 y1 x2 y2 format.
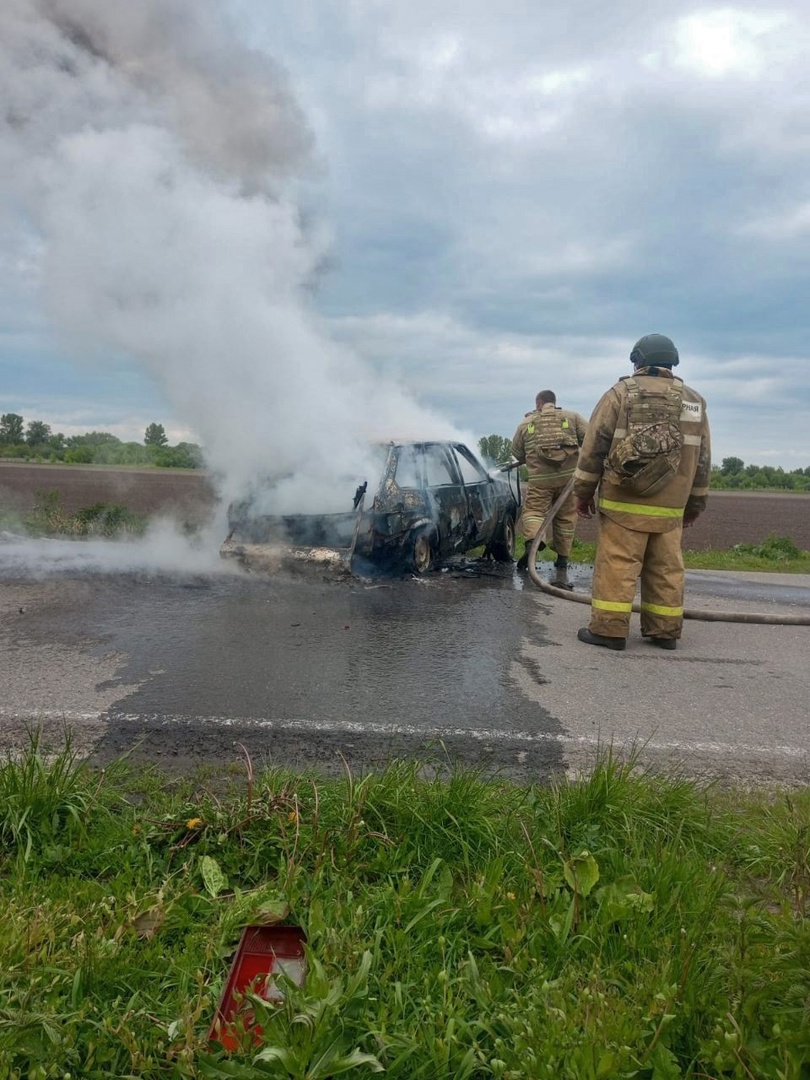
1 540 809 784
0 554 566 780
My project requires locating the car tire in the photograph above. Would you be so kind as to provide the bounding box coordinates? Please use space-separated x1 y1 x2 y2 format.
491 513 516 562
408 528 436 575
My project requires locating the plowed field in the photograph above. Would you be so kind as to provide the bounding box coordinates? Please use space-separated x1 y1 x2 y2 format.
0 462 808 550
575 489 810 551
0 462 217 525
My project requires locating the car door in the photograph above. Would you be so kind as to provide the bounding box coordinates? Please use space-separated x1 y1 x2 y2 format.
420 443 470 555
452 444 500 545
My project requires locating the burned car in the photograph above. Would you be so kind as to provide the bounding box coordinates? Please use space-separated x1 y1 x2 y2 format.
221 441 520 576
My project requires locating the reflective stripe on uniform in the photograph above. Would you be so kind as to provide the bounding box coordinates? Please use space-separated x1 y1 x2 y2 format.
640 601 683 617
592 598 633 612
574 467 601 482
683 434 702 446
598 497 684 519
691 486 710 497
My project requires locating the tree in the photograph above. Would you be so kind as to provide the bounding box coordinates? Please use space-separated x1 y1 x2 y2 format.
26 420 52 446
144 422 168 447
66 431 121 448
95 441 149 466
64 446 94 464
721 456 745 476
152 442 204 468
478 434 514 464
0 413 25 445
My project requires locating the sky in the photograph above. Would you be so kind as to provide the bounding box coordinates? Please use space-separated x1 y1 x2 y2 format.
1 0 809 474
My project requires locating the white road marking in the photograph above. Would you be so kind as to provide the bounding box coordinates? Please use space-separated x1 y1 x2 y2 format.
1 708 806 760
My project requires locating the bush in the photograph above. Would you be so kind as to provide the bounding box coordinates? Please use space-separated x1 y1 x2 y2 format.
26 491 147 537
64 446 94 464
733 534 801 561
75 502 147 536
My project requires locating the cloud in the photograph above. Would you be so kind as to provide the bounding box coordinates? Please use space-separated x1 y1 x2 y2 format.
2 0 810 473
671 9 792 79
738 201 810 240
0 0 459 517
327 307 809 465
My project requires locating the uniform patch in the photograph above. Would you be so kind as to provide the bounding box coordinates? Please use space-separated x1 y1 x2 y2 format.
680 400 702 422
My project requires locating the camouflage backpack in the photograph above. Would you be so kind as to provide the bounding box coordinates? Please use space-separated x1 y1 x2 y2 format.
529 409 581 463
605 377 685 497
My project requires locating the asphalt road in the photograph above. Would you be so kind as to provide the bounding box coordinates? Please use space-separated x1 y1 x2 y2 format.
1 535 808 784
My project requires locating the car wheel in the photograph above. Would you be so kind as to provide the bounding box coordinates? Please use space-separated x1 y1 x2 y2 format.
408 528 435 575
491 513 516 562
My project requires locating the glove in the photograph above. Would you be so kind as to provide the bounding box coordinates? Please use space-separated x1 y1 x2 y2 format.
575 495 595 519
683 510 700 527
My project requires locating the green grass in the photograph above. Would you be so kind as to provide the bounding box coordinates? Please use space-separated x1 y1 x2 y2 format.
515 534 810 574
0 491 147 539
2 738 809 1078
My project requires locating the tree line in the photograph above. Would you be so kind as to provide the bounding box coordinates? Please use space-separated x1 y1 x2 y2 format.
0 413 203 469
478 435 810 492
710 456 810 491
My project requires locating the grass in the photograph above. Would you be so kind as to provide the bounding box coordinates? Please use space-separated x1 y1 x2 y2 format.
3 488 807 571
1 738 809 1078
515 534 810 574
0 490 147 539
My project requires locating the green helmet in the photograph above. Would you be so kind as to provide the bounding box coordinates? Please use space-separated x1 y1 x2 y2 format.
630 333 679 368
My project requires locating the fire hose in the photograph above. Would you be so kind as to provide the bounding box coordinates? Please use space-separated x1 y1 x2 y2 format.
523 478 810 626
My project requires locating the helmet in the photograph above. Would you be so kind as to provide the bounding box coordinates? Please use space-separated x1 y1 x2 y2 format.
629 333 679 368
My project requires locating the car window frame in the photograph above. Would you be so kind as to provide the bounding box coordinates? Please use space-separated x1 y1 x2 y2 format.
452 444 491 487
422 442 463 488
391 443 424 491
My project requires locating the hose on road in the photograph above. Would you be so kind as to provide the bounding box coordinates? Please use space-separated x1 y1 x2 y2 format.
524 479 810 627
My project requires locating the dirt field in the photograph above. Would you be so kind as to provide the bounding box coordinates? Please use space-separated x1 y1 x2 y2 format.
0 462 808 550
575 489 810 551
0 461 218 526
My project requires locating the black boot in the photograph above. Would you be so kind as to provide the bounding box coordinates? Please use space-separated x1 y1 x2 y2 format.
577 627 626 651
551 556 573 590
516 541 546 572
644 636 677 651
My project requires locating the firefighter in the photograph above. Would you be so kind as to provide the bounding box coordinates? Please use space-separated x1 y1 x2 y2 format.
512 390 588 586
573 334 711 651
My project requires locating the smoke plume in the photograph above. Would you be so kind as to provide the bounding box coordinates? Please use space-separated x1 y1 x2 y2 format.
0 0 456 517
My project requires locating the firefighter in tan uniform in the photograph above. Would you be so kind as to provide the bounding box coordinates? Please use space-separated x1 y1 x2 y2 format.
573 334 711 651
512 390 588 586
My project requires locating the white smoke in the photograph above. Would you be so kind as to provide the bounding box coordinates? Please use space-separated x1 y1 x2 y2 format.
0 519 232 577
0 0 459 521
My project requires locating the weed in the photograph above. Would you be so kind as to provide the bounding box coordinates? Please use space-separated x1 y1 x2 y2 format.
1 742 809 1078
24 490 147 538
74 502 146 537
733 533 802 561
0 731 119 869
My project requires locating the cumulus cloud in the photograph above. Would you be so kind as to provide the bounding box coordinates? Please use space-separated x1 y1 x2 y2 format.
671 9 793 79
2 0 810 469
249 0 810 465
0 0 459 517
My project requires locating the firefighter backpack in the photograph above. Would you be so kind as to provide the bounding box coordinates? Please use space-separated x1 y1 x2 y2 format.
532 409 581 463
605 377 685 497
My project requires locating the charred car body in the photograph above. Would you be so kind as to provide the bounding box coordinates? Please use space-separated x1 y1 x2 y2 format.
221 441 520 575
